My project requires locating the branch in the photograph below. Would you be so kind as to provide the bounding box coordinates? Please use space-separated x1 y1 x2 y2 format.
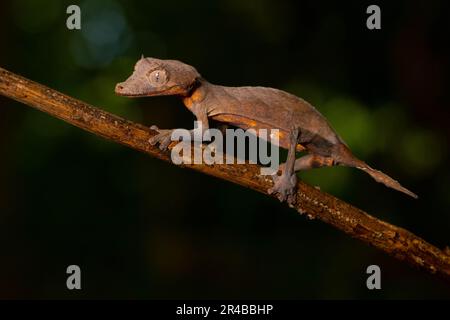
1 66 449 280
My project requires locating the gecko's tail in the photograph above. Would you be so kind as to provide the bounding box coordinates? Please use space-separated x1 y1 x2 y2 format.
335 144 418 199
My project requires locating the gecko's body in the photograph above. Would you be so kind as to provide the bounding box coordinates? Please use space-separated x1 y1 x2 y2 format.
185 82 342 152
116 57 417 202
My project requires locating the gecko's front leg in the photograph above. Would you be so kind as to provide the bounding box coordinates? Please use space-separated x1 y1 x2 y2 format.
149 126 206 151
149 109 210 151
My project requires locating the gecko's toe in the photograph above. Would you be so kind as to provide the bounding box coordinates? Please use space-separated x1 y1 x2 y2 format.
286 193 297 207
276 192 287 202
159 136 172 150
148 135 162 146
148 136 158 145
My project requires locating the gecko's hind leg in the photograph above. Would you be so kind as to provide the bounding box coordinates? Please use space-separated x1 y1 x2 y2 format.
268 128 299 205
269 137 336 204
273 153 335 202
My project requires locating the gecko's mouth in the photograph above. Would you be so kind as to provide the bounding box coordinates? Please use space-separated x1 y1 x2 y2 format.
115 91 147 97
115 83 187 97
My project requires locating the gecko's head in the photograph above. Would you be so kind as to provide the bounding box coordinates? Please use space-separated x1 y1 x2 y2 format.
115 56 201 97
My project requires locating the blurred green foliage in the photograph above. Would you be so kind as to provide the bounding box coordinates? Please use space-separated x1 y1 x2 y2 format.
0 0 449 299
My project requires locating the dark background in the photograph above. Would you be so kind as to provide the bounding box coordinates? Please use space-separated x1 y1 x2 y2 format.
0 0 449 299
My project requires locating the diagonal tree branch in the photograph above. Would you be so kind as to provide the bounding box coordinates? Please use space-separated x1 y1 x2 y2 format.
1 66 449 280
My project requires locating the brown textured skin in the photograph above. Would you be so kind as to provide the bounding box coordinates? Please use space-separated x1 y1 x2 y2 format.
115 57 418 199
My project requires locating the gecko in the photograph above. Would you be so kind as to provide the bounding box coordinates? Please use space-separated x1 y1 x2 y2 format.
115 56 418 203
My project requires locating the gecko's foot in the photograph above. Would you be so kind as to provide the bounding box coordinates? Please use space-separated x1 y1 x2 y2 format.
149 125 174 150
268 172 298 205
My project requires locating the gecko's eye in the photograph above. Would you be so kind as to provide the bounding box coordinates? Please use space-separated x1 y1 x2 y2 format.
147 69 168 86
